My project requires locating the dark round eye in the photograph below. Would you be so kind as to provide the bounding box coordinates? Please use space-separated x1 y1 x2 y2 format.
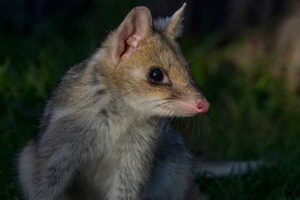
148 67 164 83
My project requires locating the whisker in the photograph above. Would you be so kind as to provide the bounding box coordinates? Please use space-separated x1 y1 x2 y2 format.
151 101 170 110
207 114 225 134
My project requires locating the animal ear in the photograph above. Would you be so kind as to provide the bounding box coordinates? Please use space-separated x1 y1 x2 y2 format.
112 6 152 64
154 3 186 40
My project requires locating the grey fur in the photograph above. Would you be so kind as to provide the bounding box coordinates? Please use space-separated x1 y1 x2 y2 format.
17 4 206 199
17 57 200 199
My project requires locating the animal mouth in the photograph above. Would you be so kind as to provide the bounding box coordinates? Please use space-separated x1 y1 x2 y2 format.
150 97 210 117
170 98 210 116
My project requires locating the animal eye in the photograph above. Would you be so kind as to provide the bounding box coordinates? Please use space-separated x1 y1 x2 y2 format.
148 67 165 83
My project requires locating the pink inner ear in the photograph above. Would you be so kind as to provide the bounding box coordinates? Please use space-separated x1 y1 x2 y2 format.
115 6 152 62
119 37 136 59
120 34 142 59
127 35 141 48
120 35 141 58
121 15 145 58
118 25 133 59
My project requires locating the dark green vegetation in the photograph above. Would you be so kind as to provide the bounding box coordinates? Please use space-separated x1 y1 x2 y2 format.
1 1 300 199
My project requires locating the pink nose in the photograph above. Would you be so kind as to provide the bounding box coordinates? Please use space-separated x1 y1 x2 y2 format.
196 99 210 113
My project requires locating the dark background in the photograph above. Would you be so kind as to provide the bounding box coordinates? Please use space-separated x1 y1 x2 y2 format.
0 0 300 199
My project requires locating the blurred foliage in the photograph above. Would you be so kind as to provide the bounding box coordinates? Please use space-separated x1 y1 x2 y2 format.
0 0 300 199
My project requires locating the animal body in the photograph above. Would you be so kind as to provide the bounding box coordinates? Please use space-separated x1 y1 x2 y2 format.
17 3 211 200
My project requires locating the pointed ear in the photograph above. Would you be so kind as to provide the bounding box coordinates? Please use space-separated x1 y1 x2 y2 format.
165 3 186 39
154 3 186 40
111 6 152 64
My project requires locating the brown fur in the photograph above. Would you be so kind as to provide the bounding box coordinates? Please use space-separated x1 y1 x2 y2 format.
17 4 209 200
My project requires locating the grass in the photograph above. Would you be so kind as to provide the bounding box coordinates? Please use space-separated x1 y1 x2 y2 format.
1 2 300 200
182 37 300 199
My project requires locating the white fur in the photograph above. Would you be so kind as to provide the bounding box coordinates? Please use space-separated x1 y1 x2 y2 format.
154 17 172 32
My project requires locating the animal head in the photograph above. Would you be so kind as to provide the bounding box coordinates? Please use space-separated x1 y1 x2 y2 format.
99 3 209 117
